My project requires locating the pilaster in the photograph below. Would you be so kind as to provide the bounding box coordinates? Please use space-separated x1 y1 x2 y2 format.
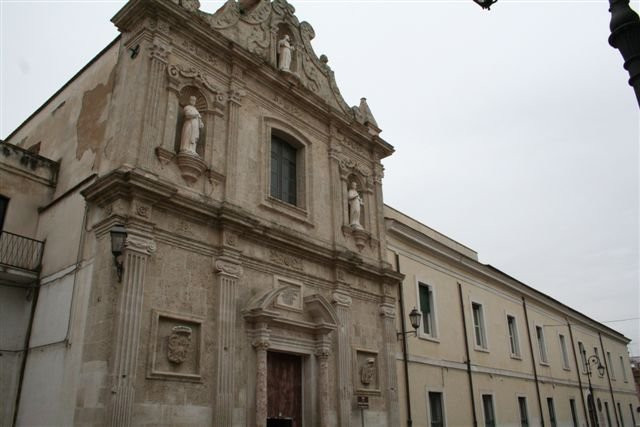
332 289 353 427
213 255 243 427
252 325 271 427
139 31 172 170
224 63 245 202
379 303 400 426
108 234 156 427
316 338 332 427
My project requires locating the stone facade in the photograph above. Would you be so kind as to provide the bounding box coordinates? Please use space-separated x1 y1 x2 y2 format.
0 1 637 427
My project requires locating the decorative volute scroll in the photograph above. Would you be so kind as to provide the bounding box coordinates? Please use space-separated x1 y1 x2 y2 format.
170 0 377 124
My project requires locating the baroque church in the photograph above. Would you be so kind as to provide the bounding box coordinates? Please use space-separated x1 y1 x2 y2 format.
0 0 637 426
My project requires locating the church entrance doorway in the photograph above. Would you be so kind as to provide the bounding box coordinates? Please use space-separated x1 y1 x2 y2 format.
267 351 302 427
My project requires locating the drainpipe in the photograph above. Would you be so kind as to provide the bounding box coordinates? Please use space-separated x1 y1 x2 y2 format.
458 282 478 427
395 253 413 427
567 320 590 427
12 279 40 427
522 297 545 427
599 332 620 427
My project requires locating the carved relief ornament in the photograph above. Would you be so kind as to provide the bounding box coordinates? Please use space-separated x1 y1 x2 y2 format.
167 325 193 364
269 249 303 271
168 64 223 97
379 304 395 319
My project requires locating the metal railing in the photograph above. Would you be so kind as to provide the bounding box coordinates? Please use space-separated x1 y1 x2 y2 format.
0 231 44 272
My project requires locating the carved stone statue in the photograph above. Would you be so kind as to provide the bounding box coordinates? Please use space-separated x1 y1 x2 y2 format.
167 325 192 364
360 358 376 386
278 35 294 72
180 96 204 155
348 181 363 229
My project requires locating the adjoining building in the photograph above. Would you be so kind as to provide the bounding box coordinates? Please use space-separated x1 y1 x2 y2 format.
0 0 637 426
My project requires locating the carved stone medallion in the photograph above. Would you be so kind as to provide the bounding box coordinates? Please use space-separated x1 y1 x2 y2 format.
167 325 193 364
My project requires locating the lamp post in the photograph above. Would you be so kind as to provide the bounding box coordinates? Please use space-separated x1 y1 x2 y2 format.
582 349 606 427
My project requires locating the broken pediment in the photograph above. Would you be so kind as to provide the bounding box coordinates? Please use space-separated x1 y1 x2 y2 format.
170 0 377 128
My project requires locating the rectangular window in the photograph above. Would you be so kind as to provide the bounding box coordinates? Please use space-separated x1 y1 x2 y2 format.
518 396 529 427
482 394 496 427
0 195 8 230
547 398 557 427
270 135 297 205
595 348 604 377
604 401 612 427
617 402 625 427
607 352 615 380
419 283 437 338
579 342 587 372
428 392 445 427
570 399 579 427
620 356 628 382
630 403 636 426
536 326 548 364
507 315 521 357
559 334 570 369
472 303 487 349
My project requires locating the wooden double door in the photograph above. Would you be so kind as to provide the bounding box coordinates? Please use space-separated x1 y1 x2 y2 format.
266 351 302 427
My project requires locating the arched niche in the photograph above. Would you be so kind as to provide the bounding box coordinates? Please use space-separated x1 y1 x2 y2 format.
275 23 298 74
347 173 366 229
174 86 208 157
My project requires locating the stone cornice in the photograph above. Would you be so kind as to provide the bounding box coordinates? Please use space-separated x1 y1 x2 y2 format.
82 167 398 282
386 217 631 344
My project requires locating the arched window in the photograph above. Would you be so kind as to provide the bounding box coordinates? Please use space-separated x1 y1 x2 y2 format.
270 134 297 205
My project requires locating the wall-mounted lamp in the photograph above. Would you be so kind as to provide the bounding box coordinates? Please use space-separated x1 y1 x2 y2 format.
110 225 127 282
397 307 422 340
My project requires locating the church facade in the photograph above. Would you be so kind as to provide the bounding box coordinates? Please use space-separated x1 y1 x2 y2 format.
0 0 637 426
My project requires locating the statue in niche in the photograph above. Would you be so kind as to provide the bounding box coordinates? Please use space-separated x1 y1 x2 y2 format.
278 35 294 72
167 325 192 364
348 181 364 229
179 96 204 155
360 358 376 386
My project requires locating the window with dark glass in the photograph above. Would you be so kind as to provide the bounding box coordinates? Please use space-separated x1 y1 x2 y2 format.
428 392 444 427
570 399 579 427
630 403 636 426
270 135 297 205
0 195 8 230
518 396 529 427
536 326 548 364
507 315 520 357
419 283 436 337
547 398 557 427
559 334 570 369
617 402 625 427
482 394 495 427
472 303 487 349
604 401 612 427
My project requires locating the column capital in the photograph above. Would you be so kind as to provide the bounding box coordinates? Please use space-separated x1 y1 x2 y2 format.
214 257 243 278
125 234 156 256
332 292 352 308
379 303 396 319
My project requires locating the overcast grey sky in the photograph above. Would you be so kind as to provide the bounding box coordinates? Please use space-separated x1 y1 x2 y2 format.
1 0 638 354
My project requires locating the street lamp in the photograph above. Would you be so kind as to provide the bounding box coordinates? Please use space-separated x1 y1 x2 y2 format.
397 307 422 340
473 0 498 10
582 349 606 427
609 0 640 107
110 225 127 282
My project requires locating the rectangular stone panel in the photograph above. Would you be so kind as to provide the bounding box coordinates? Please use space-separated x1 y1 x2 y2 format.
147 309 204 382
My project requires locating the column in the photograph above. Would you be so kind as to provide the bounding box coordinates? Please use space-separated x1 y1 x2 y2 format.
252 325 270 427
380 303 400 426
332 291 352 427
108 234 156 427
224 63 244 201
316 339 331 427
138 34 171 170
214 257 243 427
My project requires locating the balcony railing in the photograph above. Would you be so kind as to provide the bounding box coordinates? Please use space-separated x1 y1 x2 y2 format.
0 231 44 272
